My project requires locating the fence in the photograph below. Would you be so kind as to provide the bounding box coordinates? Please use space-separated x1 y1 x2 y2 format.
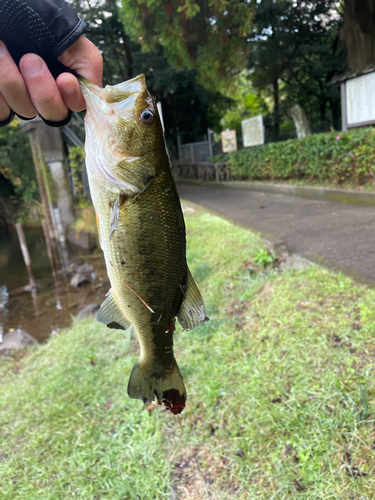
177 128 213 164
174 162 230 182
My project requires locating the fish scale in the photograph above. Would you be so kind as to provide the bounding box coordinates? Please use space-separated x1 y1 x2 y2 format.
80 74 208 414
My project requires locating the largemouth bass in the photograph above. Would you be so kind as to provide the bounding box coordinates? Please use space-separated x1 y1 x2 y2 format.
80 75 207 414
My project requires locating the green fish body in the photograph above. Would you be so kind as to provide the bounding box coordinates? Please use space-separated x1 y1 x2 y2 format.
80 75 207 414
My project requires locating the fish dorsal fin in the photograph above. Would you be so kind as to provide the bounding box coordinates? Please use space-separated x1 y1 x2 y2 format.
177 267 209 331
96 288 131 330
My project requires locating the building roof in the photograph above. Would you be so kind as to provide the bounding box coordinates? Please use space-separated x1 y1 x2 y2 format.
329 63 375 85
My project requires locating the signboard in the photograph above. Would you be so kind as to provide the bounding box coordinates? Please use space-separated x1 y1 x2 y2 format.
346 72 375 126
241 115 264 147
221 129 237 153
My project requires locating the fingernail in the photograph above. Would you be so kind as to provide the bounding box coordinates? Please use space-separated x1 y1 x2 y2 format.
63 82 76 94
0 41 5 56
22 55 44 77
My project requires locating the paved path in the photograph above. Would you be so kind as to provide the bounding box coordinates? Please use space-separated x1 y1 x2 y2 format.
177 183 375 283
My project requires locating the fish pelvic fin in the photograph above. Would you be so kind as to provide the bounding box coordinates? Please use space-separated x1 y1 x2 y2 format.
95 288 131 330
177 267 209 331
127 359 186 414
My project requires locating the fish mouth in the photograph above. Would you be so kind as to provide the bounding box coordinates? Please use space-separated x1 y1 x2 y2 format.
80 75 153 191
79 74 147 114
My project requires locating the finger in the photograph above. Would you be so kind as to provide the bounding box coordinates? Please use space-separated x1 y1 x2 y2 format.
56 72 86 112
58 35 103 86
19 54 69 122
0 41 37 118
0 93 11 122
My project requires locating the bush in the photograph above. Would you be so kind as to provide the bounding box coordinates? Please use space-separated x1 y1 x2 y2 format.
224 127 375 184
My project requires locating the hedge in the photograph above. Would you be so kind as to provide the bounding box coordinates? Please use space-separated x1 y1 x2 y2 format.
221 127 375 184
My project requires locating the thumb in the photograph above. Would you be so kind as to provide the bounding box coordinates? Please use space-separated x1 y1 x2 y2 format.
57 35 103 87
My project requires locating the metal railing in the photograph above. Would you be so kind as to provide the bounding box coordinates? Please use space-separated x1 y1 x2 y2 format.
177 128 213 164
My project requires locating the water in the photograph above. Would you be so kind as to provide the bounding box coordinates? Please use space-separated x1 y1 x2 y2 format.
0 227 109 342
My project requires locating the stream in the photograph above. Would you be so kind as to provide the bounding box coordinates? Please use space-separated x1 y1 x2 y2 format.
0 227 109 342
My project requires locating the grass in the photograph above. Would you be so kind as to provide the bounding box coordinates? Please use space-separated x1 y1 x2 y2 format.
1 205 375 499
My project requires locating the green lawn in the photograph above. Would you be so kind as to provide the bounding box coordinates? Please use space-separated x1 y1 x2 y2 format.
1 206 375 499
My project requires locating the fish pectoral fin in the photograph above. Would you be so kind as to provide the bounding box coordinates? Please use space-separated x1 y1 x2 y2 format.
95 288 131 330
109 194 121 240
177 267 209 331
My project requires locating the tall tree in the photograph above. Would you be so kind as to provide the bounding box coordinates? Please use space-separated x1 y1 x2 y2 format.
118 0 254 91
340 0 375 70
248 0 345 138
67 0 233 151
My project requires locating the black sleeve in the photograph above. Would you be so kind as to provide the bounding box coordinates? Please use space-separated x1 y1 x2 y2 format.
0 0 86 76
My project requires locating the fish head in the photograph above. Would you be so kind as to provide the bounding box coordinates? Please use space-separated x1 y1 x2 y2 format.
80 75 165 194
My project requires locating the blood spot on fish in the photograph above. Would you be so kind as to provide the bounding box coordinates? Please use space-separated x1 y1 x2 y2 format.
110 260 113 267
159 389 186 415
148 268 157 275
120 260 126 265
165 319 176 333
119 194 128 206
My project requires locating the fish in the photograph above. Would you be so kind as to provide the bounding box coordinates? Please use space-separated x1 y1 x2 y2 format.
80 75 208 414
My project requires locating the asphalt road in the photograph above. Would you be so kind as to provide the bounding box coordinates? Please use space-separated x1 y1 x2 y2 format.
177 182 375 283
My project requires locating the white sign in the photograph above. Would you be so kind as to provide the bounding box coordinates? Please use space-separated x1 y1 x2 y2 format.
242 115 264 147
221 130 237 153
346 72 375 125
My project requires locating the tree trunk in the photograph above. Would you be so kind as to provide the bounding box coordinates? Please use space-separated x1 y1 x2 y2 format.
123 40 133 79
340 0 375 70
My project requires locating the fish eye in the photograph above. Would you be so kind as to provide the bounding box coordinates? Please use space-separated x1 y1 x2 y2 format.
140 108 154 124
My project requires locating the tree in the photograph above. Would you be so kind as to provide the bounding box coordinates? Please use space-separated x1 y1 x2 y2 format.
248 0 345 138
0 122 37 201
340 0 375 70
68 0 234 151
118 0 254 92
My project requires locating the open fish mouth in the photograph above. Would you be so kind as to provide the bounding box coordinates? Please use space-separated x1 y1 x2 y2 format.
79 74 152 191
79 74 147 118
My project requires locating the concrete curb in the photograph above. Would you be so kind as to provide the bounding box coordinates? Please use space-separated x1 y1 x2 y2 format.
176 178 375 206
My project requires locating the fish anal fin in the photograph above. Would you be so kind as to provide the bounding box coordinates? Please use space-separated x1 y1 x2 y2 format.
95 288 131 330
177 267 208 331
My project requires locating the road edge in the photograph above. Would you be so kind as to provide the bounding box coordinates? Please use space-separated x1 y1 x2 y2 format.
177 179 375 206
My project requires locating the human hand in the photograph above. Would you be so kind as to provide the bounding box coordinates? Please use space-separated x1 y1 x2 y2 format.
0 35 103 124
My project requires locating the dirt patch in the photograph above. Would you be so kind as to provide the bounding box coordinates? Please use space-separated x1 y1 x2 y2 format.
171 446 239 499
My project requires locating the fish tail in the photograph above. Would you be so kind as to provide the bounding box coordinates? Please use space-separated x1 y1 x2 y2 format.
127 359 186 414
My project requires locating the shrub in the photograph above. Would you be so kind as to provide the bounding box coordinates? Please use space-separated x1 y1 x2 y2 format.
222 127 375 184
